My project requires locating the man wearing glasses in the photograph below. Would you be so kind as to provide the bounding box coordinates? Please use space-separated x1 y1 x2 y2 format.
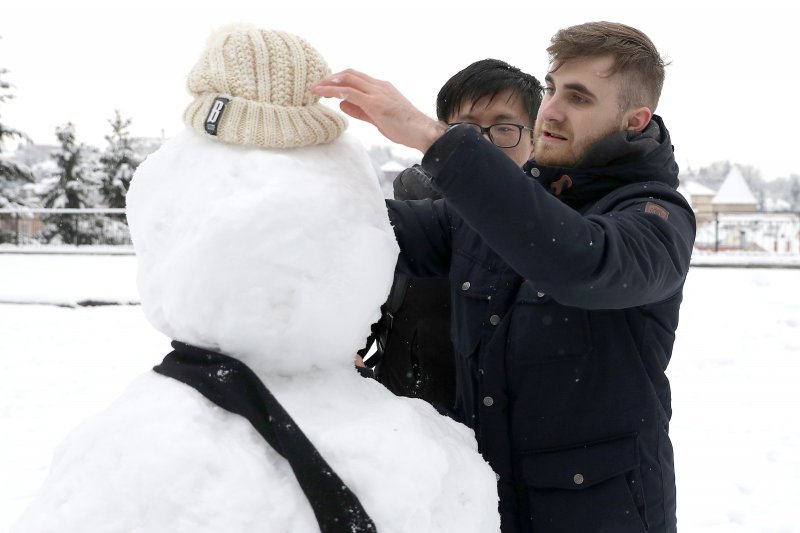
317 21 694 533
358 59 542 415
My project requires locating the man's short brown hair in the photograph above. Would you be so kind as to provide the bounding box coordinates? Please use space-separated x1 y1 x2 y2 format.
547 21 667 112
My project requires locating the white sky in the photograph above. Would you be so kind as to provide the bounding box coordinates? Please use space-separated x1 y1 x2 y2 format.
2 0 798 179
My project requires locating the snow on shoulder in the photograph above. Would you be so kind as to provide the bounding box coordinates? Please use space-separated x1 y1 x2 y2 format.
11 24 500 533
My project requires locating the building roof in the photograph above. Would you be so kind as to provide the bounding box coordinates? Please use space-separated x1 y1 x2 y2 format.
712 166 759 205
682 180 716 197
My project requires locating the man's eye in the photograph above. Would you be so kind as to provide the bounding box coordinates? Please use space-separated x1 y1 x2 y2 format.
544 87 555 95
570 93 588 104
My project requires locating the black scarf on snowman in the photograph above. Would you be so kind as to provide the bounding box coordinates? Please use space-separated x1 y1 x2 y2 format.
154 341 377 533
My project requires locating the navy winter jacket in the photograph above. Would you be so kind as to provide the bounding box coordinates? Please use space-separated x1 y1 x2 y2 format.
387 117 695 533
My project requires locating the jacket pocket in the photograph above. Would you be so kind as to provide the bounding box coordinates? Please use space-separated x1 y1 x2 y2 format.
507 281 593 364
522 434 648 532
449 250 496 357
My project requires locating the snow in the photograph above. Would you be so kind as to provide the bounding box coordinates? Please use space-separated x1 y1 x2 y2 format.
712 166 759 206
379 160 407 172
125 129 401 377
683 180 716 197
2 126 499 533
691 250 800 268
0 253 138 306
4 19 508 526
669 266 800 532
1 253 799 531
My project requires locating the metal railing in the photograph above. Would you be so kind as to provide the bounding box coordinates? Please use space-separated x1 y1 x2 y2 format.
694 212 800 254
3 208 799 255
0 208 131 247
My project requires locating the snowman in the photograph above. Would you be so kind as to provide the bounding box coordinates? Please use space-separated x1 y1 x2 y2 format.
11 25 500 533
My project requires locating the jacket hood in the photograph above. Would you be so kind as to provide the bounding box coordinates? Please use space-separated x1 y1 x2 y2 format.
526 115 679 207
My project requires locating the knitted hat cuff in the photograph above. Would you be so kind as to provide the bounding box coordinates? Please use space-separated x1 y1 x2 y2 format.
184 93 347 149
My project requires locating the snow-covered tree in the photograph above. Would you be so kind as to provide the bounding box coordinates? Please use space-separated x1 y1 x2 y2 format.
40 123 101 244
42 123 95 209
98 110 141 208
0 62 33 208
764 174 800 212
788 175 800 211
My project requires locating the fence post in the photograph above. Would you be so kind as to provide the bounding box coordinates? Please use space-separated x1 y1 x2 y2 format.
714 212 719 252
796 211 800 254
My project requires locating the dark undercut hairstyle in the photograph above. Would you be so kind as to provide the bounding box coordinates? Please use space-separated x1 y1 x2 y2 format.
547 21 668 112
435 59 543 126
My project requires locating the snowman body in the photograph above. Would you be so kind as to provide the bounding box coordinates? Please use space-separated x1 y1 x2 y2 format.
12 130 500 533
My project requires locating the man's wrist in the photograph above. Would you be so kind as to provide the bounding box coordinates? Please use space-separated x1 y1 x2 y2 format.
420 122 479 182
416 121 448 153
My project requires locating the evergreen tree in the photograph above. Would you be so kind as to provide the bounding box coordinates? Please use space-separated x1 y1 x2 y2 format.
788 175 800 211
41 123 98 244
693 161 731 190
99 110 140 208
0 62 33 208
42 123 93 209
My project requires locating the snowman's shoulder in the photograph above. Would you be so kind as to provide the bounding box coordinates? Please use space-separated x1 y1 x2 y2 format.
12 371 318 533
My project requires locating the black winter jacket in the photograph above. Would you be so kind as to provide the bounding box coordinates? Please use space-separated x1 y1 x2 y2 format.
387 116 695 533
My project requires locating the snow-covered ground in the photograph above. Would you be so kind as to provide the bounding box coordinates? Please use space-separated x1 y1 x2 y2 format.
1 253 799 532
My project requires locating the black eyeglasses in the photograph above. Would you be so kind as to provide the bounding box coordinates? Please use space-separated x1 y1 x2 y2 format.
447 122 534 148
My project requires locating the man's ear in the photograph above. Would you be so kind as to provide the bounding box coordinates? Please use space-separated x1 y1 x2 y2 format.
625 107 652 132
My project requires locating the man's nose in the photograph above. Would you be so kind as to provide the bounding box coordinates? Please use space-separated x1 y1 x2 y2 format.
538 95 565 123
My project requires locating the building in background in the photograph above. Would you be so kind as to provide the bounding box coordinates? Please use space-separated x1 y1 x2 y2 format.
678 179 716 224
711 166 759 214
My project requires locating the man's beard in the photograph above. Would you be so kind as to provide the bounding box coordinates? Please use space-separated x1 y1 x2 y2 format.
534 122 622 168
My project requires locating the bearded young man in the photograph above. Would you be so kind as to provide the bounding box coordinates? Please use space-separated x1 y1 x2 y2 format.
315 21 695 533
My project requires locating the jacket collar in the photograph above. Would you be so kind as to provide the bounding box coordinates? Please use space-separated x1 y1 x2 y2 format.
525 115 679 207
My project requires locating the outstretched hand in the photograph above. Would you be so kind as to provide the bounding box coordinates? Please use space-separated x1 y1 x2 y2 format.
312 69 446 153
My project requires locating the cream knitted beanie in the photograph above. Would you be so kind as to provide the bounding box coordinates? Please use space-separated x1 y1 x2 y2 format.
184 25 347 149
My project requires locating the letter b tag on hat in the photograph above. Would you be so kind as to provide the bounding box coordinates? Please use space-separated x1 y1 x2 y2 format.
205 97 229 135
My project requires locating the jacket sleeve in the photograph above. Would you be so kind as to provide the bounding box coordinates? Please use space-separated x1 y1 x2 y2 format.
392 164 443 201
386 198 453 279
422 126 696 310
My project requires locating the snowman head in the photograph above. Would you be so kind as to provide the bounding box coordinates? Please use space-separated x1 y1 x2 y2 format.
127 26 398 377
